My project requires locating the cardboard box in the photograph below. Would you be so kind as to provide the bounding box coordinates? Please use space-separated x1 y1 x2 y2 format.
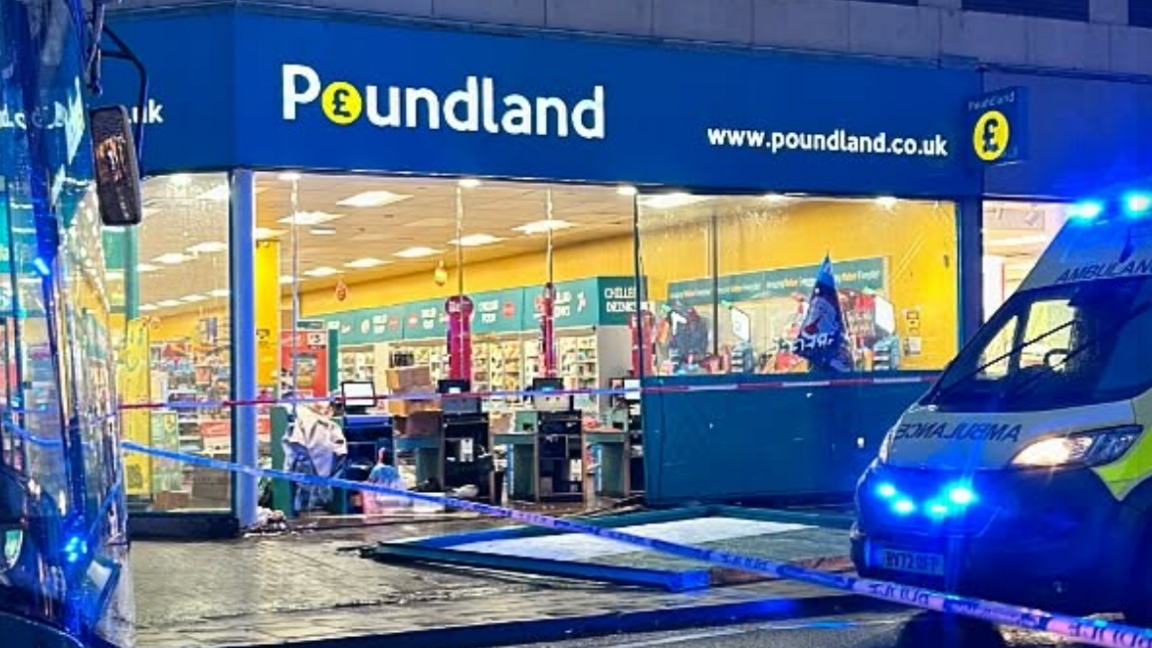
386 398 440 417
386 366 433 391
155 490 191 511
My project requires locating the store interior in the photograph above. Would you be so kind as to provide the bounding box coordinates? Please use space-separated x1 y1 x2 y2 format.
112 172 1069 515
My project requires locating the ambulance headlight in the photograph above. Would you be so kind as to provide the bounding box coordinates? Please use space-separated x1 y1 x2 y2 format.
1011 426 1143 468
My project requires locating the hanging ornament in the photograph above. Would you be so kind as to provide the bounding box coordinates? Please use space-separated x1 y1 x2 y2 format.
433 260 448 286
334 279 348 302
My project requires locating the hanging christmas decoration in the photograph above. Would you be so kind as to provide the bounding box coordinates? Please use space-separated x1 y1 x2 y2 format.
433 260 448 286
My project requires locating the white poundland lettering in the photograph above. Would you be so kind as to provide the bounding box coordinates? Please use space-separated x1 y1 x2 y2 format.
129 99 165 125
282 63 606 140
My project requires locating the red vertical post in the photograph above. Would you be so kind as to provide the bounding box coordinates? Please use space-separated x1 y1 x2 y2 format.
541 283 557 378
446 295 474 381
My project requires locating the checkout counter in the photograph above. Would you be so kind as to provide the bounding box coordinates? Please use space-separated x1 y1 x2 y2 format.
585 378 643 498
393 380 496 502
494 379 585 504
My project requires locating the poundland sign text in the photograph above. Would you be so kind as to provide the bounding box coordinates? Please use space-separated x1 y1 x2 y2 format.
282 64 606 140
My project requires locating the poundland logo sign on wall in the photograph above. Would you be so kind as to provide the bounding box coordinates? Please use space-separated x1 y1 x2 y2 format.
282 64 606 139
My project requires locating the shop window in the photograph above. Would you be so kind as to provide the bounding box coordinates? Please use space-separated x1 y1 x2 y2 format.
636 195 958 377
126 173 232 512
267 172 639 512
982 201 1067 320
962 0 1089 21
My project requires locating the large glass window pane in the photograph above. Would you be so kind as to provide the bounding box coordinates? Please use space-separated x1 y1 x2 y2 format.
637 195 959 376
983 201 1068 318
264 172 638 515
127 173 232 512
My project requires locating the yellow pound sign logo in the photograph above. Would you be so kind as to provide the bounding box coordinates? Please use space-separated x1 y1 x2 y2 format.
973 110 1011 162
322 82 363 126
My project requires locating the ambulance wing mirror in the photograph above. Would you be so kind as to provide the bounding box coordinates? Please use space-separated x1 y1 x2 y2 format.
90 106 144 227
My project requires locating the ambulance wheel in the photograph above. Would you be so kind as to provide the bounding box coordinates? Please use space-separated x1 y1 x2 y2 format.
1124 528 1152 627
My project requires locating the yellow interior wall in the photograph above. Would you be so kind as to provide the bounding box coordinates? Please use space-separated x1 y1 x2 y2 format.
145 200 958 372
297 200 957 370
151 309 215 342
301 236 637 315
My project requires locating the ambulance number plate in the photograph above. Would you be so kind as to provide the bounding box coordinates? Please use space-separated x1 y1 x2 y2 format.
876 547 945 576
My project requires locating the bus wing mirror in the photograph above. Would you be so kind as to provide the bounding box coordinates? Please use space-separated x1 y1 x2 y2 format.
90 106 144 227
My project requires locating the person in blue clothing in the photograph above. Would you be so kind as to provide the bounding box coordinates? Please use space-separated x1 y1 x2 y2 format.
364 448 408 513
368 448 401 485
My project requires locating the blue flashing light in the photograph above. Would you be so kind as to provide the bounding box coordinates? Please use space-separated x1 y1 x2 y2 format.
32 257 50 278
1068 201 1104 221
892 499 916 516
947 485 976 506
63 535 88 565
927 502 950 519
1124 192 1152 217
875 482 898 499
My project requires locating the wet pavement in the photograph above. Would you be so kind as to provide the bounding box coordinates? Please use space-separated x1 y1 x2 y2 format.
131 513 858 647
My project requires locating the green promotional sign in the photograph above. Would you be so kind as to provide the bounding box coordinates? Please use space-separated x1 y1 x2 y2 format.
668 258 886 307
402 298 449 340
472 287 526 335
326 276 646 344
597 276 645 326
327 305 405 345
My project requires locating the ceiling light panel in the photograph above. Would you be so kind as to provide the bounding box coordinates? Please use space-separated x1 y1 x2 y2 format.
278 211 343 226
154 253 190 265
336 191 413 208
638 193 708 210
451 234 504 247
187 241 227 254
345 257 388 269
394 247 441 259
513 220 575 235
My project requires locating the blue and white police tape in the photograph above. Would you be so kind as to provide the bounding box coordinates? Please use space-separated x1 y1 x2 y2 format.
122 440 1152 648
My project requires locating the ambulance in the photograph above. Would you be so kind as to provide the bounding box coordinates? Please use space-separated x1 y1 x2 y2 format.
852 192 1152 624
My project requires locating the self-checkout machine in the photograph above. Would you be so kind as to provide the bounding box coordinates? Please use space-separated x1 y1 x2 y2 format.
586 377 643 499
498 378 585 503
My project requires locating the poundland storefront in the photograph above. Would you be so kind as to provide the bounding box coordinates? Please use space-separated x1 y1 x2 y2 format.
99 3 1070 530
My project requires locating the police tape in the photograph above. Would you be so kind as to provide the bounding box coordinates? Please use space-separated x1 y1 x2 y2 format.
122 440 1152 648
116 375 938 412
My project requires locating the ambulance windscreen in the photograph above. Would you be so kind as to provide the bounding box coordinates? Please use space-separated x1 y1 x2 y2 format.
925 276 1152 412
